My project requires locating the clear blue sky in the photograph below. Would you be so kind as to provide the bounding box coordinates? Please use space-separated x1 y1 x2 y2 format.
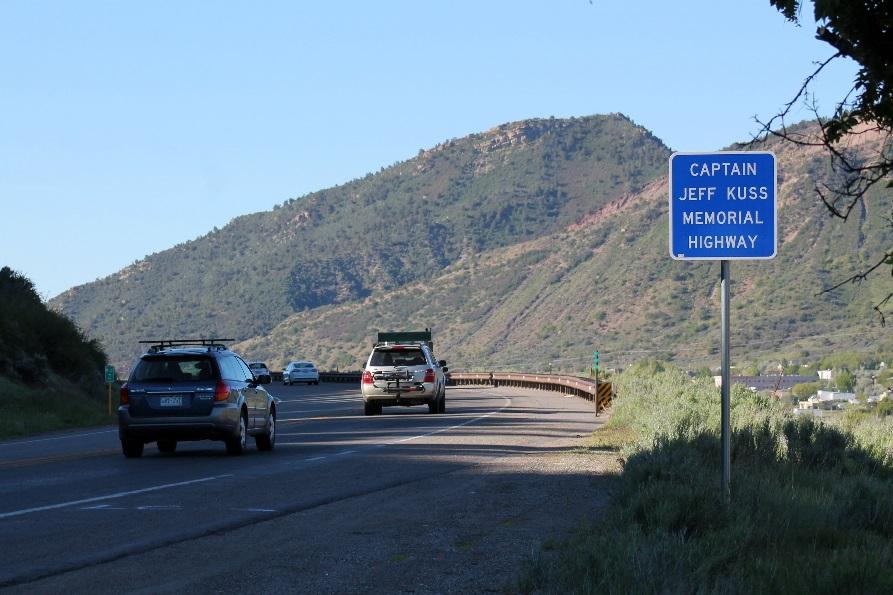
1 1 856 299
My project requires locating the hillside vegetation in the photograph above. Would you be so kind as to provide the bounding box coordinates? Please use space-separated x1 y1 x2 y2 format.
519 361 893 593
236 125 893 372
0 267 111 437
51 114 668 367
51 116 892 372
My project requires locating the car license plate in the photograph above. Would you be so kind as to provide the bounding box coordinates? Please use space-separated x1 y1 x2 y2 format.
159 396 183 407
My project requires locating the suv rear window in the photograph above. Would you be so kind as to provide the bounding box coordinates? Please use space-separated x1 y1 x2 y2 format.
370 349 427 366
131 356 216 382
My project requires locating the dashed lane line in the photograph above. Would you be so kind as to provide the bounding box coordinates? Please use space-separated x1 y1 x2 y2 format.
277 406 358 416
0 448 120 470
0 390 522 588
0 475 232 520
2 391 512 521
274 396 513 454
0 429 117 448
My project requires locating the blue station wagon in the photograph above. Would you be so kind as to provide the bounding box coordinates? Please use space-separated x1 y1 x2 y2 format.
118 339 278 457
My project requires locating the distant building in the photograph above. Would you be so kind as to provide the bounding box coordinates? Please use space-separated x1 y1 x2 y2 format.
815 390 856 402
818 369 833 381
795 390 889 415
797 390 856 411
714 375 819 391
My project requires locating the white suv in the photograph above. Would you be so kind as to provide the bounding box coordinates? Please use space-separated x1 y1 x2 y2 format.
361 340 447 416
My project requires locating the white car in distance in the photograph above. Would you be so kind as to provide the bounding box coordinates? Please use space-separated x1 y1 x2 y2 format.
283 361 320 385
247 361 271 380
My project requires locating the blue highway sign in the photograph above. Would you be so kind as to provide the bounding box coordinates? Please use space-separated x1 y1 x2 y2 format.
669 152 776 260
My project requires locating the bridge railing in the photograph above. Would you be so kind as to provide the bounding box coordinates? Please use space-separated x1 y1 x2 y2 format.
320 372 363 383
449 372 613 415
270 371 362 383
272 370 613 414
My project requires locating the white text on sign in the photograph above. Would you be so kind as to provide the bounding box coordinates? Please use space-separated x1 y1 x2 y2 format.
669 151 777 260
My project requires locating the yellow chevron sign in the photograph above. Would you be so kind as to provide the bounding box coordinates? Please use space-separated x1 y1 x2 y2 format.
596 382 612 413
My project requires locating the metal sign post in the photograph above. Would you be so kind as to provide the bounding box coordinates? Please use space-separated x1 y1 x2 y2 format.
669 151 777 501
720 261 731 500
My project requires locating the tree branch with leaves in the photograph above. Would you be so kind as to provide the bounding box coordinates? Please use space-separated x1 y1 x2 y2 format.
753 0 892 323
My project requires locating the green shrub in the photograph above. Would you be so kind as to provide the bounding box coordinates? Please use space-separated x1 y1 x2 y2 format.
792 381 822 399
0 267 106 391
520 363 893 593
0 267 109 431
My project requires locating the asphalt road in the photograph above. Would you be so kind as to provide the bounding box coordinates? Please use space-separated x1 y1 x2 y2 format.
0 383 609 594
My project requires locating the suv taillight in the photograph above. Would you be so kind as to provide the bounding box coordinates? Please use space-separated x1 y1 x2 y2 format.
423 369 436 383
214 380 230 401
362 371 373 384
119 384 129 405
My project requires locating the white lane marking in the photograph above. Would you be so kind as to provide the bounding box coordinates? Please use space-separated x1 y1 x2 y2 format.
307 404 356 409
390 398 511 445
280 395 359 402
279 406 357 418
279 407 500 425
5 392 511 520
278 396 513 459
0 429 117 448
82 506 278 513
276 396 358 403
0 475 231 520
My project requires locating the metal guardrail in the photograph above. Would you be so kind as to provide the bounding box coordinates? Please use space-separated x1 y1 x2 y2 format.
272 369 613 414
320 372 363 383
449 372 612 415
270 371 360 383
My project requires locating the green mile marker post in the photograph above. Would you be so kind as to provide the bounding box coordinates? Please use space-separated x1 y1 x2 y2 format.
104 365 115 415
593 351 600 416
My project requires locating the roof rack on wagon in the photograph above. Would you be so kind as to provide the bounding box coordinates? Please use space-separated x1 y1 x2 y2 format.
374 329 433 349
139 338 234 354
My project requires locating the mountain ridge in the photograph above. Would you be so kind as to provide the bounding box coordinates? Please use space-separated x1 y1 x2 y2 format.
234 126 893 372
50 115 892 371
51 113 671 366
